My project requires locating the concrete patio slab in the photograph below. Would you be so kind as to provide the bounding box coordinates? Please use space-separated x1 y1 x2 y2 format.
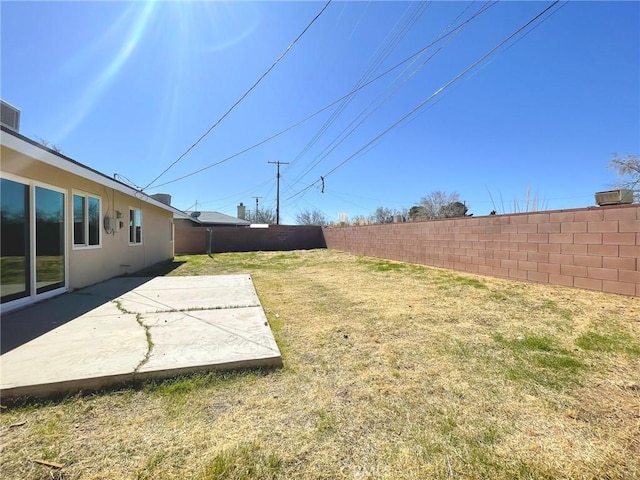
139 307 277 373
113 275 262 314
0 275 282 400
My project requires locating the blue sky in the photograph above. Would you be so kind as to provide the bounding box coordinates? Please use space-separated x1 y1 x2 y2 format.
2 1 638 224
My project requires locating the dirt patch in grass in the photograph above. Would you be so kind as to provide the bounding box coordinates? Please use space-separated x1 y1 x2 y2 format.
1 249 638 479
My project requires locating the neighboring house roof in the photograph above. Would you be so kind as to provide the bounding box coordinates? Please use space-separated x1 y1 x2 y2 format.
178 210 250 226
1 125 177 214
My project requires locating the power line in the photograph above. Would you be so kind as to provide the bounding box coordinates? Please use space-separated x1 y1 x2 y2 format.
284 2 490 192
406 1 568 129
289 1 431 168
145 5 496 191
281 177 333 222
190 178 272 208
141 0 332 191
286 5 480 192
285 1 562 202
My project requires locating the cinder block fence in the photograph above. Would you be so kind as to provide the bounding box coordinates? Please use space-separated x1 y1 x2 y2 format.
323 204 639 297
175 225 326 254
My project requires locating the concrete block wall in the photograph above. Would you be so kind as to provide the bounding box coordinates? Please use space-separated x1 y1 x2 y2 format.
175 225 326 254
175 227 209 255
322 204 640 297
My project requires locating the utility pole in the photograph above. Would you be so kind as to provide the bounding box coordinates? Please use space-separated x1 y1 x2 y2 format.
268 161 289 225
251 196 262 223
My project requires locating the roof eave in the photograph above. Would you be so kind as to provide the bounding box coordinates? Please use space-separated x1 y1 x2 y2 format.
1 126 175 213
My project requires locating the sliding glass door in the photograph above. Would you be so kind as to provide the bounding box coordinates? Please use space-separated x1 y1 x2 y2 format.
1 178 30 303
1 177 66 305
35 186 65 293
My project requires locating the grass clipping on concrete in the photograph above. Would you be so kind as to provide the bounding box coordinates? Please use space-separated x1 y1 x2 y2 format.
1 249 639 479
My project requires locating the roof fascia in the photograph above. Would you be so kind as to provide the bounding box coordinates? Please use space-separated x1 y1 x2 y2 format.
1 127 174 213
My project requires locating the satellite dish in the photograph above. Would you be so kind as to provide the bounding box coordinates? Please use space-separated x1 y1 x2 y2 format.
190 211 201 219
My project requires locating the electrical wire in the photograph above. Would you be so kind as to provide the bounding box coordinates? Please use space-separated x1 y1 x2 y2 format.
407 0 568 127
286 2 490 182
285 1 562 202
182 177 274 212
141 0 332 191
114 173 143 190
284 2 495 192
289 1 430 166
147 4 496 191
281 177 332 222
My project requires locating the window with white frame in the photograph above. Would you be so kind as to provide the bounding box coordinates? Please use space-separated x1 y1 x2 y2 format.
129 207 142 244
73 193 101 247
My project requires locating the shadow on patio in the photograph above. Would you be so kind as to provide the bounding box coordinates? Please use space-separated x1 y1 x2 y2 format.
1 260 186 354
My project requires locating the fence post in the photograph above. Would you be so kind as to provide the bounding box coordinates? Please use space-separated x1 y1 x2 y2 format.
207 228 213 255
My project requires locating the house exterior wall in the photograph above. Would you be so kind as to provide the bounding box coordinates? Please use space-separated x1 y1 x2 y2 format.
1 143 174 291
323 204 640 297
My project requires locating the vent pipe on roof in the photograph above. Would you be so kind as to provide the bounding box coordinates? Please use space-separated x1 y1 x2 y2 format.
150 193 172 206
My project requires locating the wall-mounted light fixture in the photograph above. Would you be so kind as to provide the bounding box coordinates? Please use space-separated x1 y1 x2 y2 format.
116 210 123 219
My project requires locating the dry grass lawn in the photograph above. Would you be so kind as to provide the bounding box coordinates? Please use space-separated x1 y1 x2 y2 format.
1 249 639 479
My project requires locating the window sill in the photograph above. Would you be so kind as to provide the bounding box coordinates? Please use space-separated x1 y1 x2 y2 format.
72 244 102 251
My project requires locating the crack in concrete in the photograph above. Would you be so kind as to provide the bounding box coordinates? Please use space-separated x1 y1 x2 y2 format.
149 304 259 314
112 300 154 373
134 314 154 373
110 299 265 374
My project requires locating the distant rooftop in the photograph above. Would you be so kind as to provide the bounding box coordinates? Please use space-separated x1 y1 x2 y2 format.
177 210 250 226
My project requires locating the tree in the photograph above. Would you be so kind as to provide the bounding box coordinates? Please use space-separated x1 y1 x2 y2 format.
34 136 63 154
408 205 426 221
373 206 394 224
335 212 349 227
252 208 276 224
352 215 371 225
610 153 640 201
421 191 458 219
295 209 328 226
439 201 469 218
371 206 408 223
410 191 469 220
